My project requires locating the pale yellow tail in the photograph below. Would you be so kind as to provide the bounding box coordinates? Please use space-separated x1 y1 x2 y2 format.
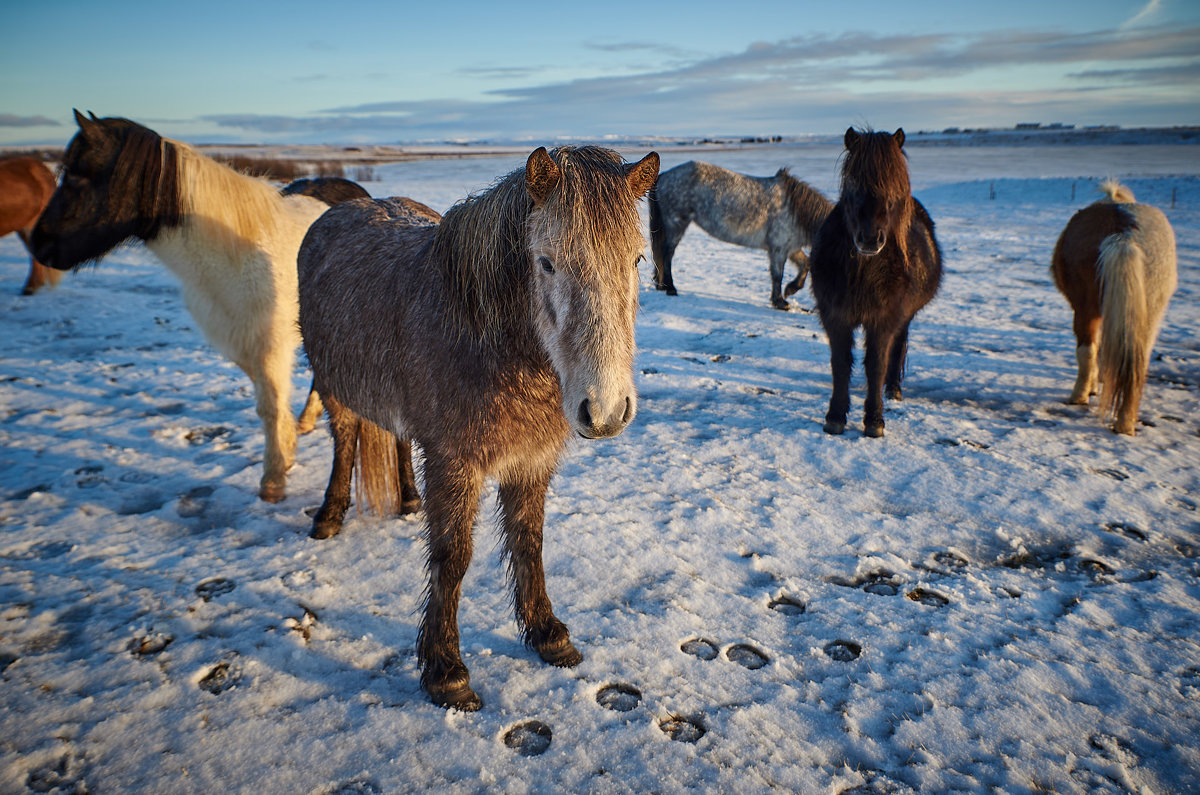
355 419 403 516
1096 233 1149 429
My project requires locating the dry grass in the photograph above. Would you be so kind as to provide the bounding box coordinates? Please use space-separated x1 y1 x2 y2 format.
211 154 347 182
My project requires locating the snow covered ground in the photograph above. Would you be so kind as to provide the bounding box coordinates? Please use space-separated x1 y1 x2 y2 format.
1 142 1198 794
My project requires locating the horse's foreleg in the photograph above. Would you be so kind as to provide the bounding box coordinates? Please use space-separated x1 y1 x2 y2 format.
498 470 581 669
768 248 790 310
397 437 421 514
252 355 297 503
863 328 894 438
885 322 910 401
823 323 854 435
784 251 809 298
296 379 324 434
418 456 483 711
1069 312 1101 405
652 215 684 296
311 393 359 539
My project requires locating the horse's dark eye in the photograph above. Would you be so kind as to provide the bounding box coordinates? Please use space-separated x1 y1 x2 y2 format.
538 256 555 274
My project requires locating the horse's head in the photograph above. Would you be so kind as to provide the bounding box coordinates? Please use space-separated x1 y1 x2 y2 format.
32 111 181 270
840 127 911 257
524 146 659 439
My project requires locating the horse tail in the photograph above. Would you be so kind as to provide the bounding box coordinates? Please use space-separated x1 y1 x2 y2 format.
1098 180 1136 204
648 181 666 271
1096 231 1149 424
354 418 403 516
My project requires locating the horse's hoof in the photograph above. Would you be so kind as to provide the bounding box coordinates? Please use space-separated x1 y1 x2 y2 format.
886 387 903 401
399 498 422 516
864 422 886 438
538 638 583 668
259 482 286 503
771 297 790 311
823 420 846 435
426 680 482 712
1066 395 1090 406
309 521 342 540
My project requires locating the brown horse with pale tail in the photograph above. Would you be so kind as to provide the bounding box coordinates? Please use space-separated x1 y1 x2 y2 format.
1051 181 1177 435
0 156 59 295
298 145 659 711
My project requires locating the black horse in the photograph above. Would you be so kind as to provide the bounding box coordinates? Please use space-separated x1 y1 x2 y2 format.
809 128 943 438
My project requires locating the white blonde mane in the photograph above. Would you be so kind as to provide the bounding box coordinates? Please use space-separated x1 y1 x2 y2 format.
171 140 294 261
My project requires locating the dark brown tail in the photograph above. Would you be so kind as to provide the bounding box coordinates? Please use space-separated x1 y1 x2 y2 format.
355 418 402 516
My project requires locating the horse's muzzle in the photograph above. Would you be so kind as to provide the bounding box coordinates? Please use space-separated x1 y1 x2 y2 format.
575 395 634 439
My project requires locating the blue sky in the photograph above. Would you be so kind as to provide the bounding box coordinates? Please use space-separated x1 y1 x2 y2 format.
2 0 1197 145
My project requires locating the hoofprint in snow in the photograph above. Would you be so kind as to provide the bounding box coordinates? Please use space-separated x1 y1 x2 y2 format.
1 143 1198 793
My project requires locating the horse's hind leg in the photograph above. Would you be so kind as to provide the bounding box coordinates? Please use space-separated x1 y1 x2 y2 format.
768 248 790 310
17 229 62 296
823 323 854 435
418 455 484 711
1068 311 1101 405
311 393 359 539
397 437 421 515
499 469 581 669
296 379 324 434
784 251 809 298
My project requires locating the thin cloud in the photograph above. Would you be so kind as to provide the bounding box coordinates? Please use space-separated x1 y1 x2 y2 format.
201 23 1200 142
1122 0 1164 29
0 114 61 128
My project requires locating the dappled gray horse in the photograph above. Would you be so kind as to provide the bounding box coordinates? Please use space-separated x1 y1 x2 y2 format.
649 161 832 310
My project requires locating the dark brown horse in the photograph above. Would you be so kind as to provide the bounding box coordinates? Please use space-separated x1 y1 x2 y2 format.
0 156 59 295
1050 181 1176 435
809 128 943 437
298 146 659 711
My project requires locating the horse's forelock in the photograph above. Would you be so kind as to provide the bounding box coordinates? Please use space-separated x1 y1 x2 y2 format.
841 131 910 200
542 146 645 264
434 146 644 339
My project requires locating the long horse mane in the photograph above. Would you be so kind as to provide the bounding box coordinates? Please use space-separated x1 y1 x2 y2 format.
431 145 644 340
775 167 833 232
83 117 296 261
88 119 184 241
172 139 296 260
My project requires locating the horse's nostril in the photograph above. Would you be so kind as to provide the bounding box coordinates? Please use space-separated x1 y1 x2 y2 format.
578 399 592 428
621 396 632 424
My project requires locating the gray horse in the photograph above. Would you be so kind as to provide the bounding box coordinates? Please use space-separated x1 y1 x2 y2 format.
649 161 832 310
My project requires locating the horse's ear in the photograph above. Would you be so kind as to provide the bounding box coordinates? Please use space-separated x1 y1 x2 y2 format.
625 151 660 198
73 109 105 142
844 127 860 151
525 147 561 206
893 128 905 148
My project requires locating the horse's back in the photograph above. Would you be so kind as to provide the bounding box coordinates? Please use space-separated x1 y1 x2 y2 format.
658 160 777 244
0 157 55 234
300 196 440 278
281 177 371 206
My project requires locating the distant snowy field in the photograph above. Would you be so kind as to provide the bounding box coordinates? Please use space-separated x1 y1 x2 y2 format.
1 143 1198 794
